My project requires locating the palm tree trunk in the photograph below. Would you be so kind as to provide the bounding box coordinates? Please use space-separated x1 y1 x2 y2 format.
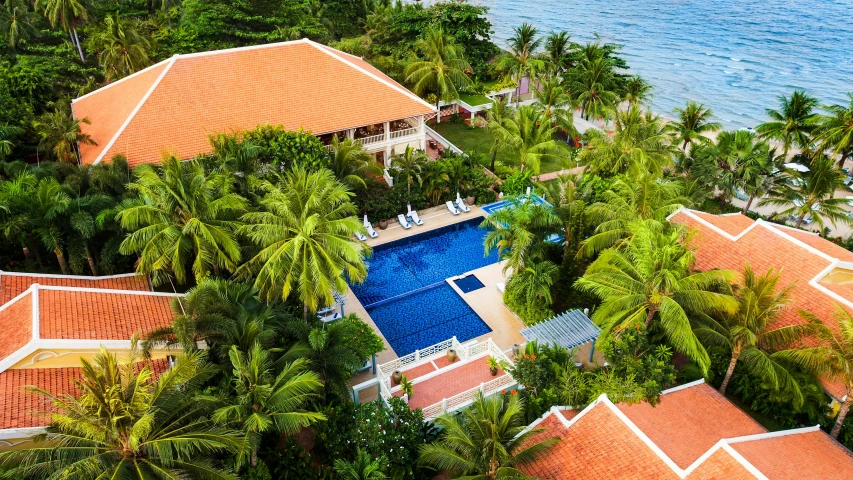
71 27 85 62
251 447 258 467
719 351 740 396
644 305 658 327
831 395 852 439
84 242 98 276
21 246 31 262
795 211 807 228
28 234 43 267
303 304 310 322
742 194 755 214
490 144 498 172
54 249 70 275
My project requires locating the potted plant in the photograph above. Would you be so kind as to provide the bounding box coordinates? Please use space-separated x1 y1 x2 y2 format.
447 349 457 363
400 374 414 400
487 356 499 376
466 194 475 205
391 370 403 385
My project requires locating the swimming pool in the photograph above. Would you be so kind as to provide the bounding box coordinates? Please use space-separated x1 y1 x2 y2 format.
481 195 547 216
350 218 496 356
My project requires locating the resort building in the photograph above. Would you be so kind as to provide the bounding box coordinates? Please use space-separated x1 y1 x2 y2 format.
519 380 853 479
0 272 182 450
669 209 853 404
71 39 435 182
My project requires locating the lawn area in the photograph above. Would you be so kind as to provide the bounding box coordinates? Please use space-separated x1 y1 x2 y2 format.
459 93 492 107
432 121 569 175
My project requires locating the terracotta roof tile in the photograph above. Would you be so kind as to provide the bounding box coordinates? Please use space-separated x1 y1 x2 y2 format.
520 403 679 479
0 272 149 304
72 40 434 167
618 383 766 468
0 359 171 430
690 212 755 236
38 289 174 341
671 210 853 399
685 448 757 480
730 430 853 480
0 292 32 363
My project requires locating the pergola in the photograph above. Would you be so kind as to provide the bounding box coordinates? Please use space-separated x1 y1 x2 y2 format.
520 310 600 362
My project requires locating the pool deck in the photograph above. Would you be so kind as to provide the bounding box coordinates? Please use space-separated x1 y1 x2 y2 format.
347 205 527 398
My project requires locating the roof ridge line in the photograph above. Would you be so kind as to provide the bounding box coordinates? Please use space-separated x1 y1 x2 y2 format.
0 286 34 313
34 285 183 297
305 39 436 111
0 270 140 280
91 56 179 165
724 425 821 444
660 378 705 395
72 58 173 104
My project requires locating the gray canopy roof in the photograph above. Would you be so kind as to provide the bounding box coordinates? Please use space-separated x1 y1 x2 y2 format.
520 310 600 349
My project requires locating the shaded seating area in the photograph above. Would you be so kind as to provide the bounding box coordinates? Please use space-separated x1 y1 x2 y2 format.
520 309 601 364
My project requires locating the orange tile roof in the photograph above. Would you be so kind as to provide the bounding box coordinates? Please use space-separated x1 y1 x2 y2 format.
690 212 755 236
618 382 766 468
671 209 853 399
38 289 174 341
0 271 149 304
684 448 757 480
730 430 853 480
72 39 434 167
0 358 170 430
0 292 32 363
521 403 680 479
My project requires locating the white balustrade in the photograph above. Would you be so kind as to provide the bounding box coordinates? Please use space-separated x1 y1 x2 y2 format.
390 127 418 139
358 133 385 145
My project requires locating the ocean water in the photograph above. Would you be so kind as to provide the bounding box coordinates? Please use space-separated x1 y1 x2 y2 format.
428 0 853 128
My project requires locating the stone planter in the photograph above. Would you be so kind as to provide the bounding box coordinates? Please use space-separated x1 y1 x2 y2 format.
466 195 475 206
391 370 402 385
379 219 389 230
447 349 457 363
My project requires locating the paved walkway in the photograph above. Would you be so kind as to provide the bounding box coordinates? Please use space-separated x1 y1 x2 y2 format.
535 165 585 182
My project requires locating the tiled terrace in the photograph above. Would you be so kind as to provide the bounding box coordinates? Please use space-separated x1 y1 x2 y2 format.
391 356 508 410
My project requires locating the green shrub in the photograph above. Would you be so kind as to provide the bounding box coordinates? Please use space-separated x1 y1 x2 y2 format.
501 169 533 197
262 438 333 480
243 125 329 171
338 313 385 360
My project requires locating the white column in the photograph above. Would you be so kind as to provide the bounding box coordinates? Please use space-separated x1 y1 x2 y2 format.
384 145 392 167
384 122 390 142
418 116 426 150
347 128 355 140
470 110 476 125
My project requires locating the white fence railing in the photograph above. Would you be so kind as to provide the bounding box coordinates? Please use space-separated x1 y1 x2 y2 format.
359 133 386 145
390 127 418 139
425 126 464 155
377 337 514 418
421 372 516 419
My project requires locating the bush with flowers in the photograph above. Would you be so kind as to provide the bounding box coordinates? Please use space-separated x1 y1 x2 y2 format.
315 397 439 480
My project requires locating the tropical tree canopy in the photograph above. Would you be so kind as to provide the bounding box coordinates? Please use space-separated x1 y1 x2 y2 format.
668 101 721 151
582 105 675 177
489 104 565 173
480 197 559 273
116 157 248 286
756 90 820 156
404 27 472 108
236 167 369 316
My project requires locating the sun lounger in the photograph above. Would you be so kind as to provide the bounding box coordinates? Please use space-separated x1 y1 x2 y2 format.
363 215 378 238
319 312 341 323
408 210 424 226
455 194 471 213
496 282 506 293
397 214 412 229
446 201 460 215
355 231 368 241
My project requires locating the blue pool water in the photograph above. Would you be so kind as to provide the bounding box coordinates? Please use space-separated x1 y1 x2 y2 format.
454 275 485 293
350 218 496 355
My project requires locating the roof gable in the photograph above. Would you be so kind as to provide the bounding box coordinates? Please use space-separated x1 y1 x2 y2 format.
72 39 434 167
729 429 853 480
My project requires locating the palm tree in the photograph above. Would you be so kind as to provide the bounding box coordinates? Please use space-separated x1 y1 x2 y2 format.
0 123 23 158
693 265 808 403
209 133 261 195
335 449 388 480
576 225 738 372
543 30 572 73
85 12 152 81
0 343 244 478
30 178 73 274
689 130 772 208
498 23 544 106
567 56 618 120
0 0 39 49
32 104 96 164
756 90 820 157
214 343 325 467
582 105 676 177
538 172 589 258
534 77 570 119
328 135 380 188
669 101 721 150
419 392 558 479
814 93 853 167
66 190 114 275
236 167 369 319
621 75 653 106
485 96 510 172
490 105 565 173
480 198 559 274
37 0 91 61
421 158 450 204
390 145 427 198
759 155 851 229
116 157 248 286
508 260 559 310
773 307 853 438
579 175 689 258
404 27 472 112
0 172 42 265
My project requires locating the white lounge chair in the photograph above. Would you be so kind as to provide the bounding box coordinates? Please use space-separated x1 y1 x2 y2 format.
363 215 378 238
397 214 412 229
496 282 506 293
406 204 424 226
355 231 368 241
446 201 460 215
455 193 471 213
